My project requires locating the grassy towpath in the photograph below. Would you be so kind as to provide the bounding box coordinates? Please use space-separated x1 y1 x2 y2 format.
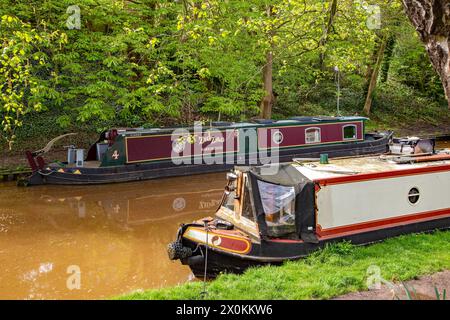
119 230 450 300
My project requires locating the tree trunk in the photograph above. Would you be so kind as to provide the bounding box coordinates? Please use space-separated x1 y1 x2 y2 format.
260 51 274 119
260 5 275 119
319 0 338 69
363 37 382 95
402 0 450 109
363 37 388 115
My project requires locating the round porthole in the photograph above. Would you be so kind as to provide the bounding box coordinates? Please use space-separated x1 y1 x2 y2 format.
272 131 284 145
408 187 420 204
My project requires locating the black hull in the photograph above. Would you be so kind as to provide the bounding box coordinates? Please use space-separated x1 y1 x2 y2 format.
26 132 391 186
182 216 450 278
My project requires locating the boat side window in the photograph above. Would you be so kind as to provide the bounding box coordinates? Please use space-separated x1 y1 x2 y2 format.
305 127 321 144
257 180 296 235
241 182 254 221
343 125 357 140
223 180 236 211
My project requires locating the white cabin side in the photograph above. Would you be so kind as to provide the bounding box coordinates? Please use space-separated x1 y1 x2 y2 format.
315 170 450 233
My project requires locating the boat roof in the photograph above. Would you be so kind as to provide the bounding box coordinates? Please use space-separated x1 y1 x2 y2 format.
115 116 368 136
293 154 450 181
237 163 310 186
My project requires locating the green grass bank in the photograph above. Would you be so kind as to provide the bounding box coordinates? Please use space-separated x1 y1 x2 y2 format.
119 231 450 300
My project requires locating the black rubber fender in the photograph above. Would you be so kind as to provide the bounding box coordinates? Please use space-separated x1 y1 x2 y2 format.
167 241 192 260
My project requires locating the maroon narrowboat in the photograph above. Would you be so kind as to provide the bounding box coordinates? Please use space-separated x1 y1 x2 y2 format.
24 116 392 186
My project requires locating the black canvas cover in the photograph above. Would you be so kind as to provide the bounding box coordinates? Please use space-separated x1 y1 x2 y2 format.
245 164 317 242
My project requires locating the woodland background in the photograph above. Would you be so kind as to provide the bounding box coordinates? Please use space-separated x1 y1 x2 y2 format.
1 0 449 153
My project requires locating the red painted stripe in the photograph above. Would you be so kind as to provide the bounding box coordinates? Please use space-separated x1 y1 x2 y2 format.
216 235 250 252
317 208 450 238
315 164 450 186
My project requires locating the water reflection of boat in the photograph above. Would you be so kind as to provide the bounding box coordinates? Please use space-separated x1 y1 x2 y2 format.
36 187 223 230
169 152 450 278
100 188 223 226
0 174 225 233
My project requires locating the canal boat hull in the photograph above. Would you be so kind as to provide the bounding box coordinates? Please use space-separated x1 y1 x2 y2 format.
26 132 390 185
168 156 450 278
179 215 450 278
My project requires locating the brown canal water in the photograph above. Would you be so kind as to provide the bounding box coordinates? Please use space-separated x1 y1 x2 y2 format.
1 139 449 299
0 173 225 299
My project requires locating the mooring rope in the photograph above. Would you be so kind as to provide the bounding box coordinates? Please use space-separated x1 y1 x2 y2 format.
38 169 55 176
201 220 209 298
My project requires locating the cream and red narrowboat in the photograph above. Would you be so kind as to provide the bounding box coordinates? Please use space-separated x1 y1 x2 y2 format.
168 151 450 278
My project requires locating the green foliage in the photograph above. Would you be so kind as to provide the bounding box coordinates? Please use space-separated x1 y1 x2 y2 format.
118 231 450 300
368 81 449 129
9 109 99 153
389 26 444 100
0 14 65 149
0 0 448 151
